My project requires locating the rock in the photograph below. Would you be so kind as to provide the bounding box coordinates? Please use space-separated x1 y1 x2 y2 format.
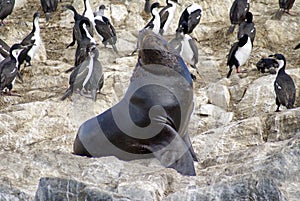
229 76 254 103
192 117 265 164
110 4 128 27
1 0 300 200
34 177 130 201
265 19 299 45
265 108 300 142
207 82 231 110
164 177 285 201
198 103 234 127
236 74 276 119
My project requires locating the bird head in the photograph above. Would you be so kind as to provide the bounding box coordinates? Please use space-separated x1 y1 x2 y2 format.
245 12 253 23
269 54 286 69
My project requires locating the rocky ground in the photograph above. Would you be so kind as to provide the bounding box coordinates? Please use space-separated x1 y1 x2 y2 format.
0 0 300 200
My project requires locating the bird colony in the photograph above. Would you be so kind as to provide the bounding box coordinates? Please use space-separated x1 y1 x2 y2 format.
0 0 300 200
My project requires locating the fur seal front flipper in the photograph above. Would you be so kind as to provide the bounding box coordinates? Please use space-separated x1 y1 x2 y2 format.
145 126 196 176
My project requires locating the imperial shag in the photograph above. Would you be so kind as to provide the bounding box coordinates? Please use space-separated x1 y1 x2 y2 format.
65 4 94 49
159 0 180 35
226 34 252 78
270 53 296 112
176 3 202 36
0 0 15 26
273 0 296 20
94 5 118 53
169 22 199 80
237 11 256 44
19 12 41 68
0 44 30 96
227 0 250 34
40 0 59 21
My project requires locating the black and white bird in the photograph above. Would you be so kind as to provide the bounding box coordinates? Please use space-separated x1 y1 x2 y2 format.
19 12 41 68
273 0 296 20
0 44 30 96
0 38 10 61
144 0 151 14
169 22 199 80
227 0 250 34
226 34 252 78
130 2 162 56
270 53 296 112
94 5 118 53
0 0 15 26
65 4 94 48
40 0 59 22
74 19 96 67
176 3 202 36
144 2 162 34
238 11 256 44
295 43 300 50
61 45 104 101
159 0 180 35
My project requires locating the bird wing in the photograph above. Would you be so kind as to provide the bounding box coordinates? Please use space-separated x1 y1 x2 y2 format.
238 22 256 43
95 17 116 44
279 0 286 8
0 58 17 90
0 39 10 58
87 58 103 91
159 6 170 29
230 0 249 24
274 74 296 107
227 42 238 65
144 18 154 30
168 37 182 54
0 1 14 20
69 57 91 88
187 10 201 33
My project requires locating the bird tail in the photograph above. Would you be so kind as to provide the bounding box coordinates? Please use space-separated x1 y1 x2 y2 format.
272 9 284 20
112 44 119 54
227 67 233 78
295 43 300 50
65 67 75 73
227 25 236 35
46 13 51 22
61 88 73 100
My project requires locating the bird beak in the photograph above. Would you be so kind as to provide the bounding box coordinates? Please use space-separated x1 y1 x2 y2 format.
269 54 274 57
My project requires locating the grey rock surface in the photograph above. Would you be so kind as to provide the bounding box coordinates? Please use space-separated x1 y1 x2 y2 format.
0 0 300 200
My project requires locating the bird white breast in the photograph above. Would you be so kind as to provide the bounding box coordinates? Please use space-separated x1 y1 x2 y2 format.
180 35 194 65
235 37 252 67
162 3 176 33
83 24 96 44
84 0 95 26
83 55 94 88
277 60 284 69
187 3 202 14
152 8 161 34
28 18 41 59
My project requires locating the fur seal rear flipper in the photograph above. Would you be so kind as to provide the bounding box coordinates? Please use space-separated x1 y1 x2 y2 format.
73 29 197 176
